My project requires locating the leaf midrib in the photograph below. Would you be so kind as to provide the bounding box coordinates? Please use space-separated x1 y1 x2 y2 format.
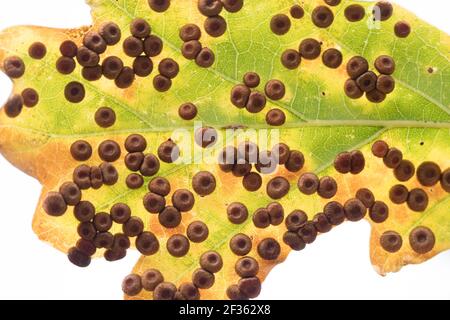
1 119 450 140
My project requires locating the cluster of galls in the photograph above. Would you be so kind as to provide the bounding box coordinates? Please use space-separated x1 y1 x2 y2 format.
57 17 182 102
178 0 245 67
122 251 224 300
2 45 44 117
197 0 243 38
230 72 287 126
218 141 304 194
272 1 411 106
43 129 224 273
344 55 396 103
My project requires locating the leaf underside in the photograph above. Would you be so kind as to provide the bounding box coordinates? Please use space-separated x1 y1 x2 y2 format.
0 0 449 300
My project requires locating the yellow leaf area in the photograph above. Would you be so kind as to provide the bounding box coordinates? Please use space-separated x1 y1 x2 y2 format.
0 0 449 300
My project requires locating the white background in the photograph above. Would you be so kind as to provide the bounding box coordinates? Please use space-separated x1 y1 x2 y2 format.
0 0 449 300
